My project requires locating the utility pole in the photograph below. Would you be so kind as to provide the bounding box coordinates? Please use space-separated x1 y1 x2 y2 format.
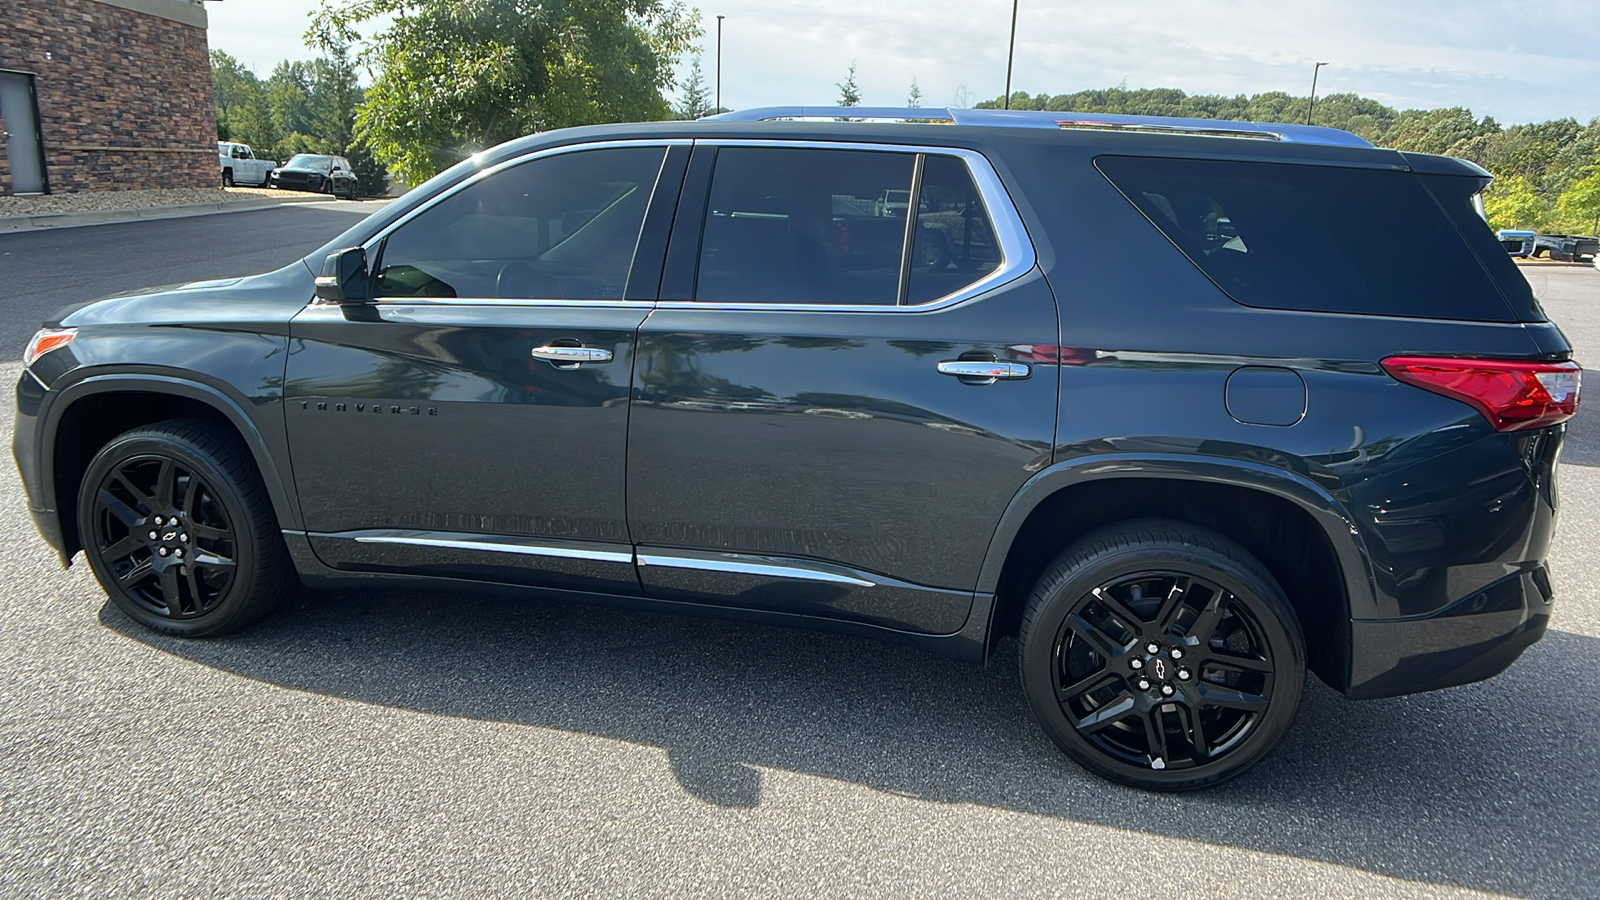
716 15 725 113
1305 61 1328 125
1003 0 1019 110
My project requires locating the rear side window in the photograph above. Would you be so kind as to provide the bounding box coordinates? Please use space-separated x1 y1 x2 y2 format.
905 155 1003 304
694 148 1003 306
1419 174 1545 322
1096 156 1520 322
698 147 915 305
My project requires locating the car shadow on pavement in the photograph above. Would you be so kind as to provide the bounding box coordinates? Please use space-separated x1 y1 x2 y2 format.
105 586 1598 898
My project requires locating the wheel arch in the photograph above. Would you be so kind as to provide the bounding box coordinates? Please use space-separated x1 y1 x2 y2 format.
978 455 1375 693
41 374 299 563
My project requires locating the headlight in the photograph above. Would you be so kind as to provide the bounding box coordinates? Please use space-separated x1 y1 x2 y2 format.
23 327 75 367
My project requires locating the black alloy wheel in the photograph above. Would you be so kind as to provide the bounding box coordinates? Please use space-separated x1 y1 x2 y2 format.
78 420 292 637
1020 519 1305 790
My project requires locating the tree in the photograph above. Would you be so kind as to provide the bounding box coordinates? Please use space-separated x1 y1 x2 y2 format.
266 61 315 140
309 44 363 154
1482 175 1549 231
675 56 712 120
346 142 390 198
308 0 701 185
211 51 263 141
1554 168 1600 234
907 77 921 109
837 61 861 107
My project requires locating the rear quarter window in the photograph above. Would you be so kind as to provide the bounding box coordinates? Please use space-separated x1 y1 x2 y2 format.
1095 156 1522 322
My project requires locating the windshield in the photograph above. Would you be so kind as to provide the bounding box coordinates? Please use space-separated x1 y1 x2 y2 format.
285 154 332 170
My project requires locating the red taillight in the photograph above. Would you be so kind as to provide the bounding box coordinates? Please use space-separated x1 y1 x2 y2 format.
1381 356 1583 432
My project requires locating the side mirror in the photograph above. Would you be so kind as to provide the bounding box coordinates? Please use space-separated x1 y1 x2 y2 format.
314 247 372 303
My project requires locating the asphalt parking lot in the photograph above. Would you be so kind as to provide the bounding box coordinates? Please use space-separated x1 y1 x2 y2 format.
1 209 1597 898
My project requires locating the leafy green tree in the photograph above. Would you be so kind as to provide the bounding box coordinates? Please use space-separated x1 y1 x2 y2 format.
211 51 264 141
267 61 316 141
1554 167 1600 234
309 44 363 154
308 0 700 185
1482 175 1549 231
346 142 390 198
837 61 860 106
275 132 324 159
675 56 712 120
907 77 921 108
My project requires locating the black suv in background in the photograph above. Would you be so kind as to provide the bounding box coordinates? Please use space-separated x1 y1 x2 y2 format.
270 153 359 199
14 108 1581 790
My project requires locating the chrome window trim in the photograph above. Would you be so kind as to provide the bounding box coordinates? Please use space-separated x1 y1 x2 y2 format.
660 138 1037 314
351 137 1036 314
338 530 634 565
637 552 877 588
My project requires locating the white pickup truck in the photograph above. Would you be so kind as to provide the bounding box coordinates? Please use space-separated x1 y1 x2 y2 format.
218 142 275 187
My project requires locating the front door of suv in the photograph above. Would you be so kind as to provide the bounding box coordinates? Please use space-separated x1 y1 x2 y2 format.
285 142 685 594
626 143 1059 634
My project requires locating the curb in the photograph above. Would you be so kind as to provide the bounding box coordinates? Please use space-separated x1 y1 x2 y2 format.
0 194 344 234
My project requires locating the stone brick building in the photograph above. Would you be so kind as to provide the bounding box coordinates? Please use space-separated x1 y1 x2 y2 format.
0 0 215 195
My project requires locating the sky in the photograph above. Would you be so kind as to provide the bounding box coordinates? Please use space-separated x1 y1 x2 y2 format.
205 0 1600 127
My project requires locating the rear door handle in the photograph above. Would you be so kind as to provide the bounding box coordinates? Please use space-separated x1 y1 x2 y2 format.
937 360 1031 383
532 345 614 368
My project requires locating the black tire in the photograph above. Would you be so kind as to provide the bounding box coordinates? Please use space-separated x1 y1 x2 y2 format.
1019 519 1305 791
76 419 294 637
222 168 234 187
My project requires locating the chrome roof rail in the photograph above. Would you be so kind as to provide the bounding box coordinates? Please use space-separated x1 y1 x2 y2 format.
701 107 1375 149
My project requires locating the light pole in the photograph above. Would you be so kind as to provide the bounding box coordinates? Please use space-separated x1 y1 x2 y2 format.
716 15 724 113
1003 0 1019 110
1305 61 1328 126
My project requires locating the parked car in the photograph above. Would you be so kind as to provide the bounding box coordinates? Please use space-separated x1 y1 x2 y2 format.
270 153 358 199
1497 229 1536 257
15 108 1581 791
218 141 275 188
1530 233 1599 263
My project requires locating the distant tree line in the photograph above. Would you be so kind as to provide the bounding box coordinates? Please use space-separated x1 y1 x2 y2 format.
976 87 1600 233
210 48 387 197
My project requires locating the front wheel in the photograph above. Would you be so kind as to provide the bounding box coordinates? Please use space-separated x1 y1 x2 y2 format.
1019 519 1305 790
77 420 293 637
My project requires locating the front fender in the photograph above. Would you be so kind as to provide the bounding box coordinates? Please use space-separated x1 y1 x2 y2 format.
33 370 300 537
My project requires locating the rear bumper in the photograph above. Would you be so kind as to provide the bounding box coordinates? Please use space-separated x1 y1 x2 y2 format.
1346 564 1553 699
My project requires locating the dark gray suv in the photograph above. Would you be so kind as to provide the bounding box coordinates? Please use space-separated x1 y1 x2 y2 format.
14 107 1582 789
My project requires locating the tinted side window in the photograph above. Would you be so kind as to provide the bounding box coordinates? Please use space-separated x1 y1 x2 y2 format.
696 148 915 305
1419 174 1545 322
375 146 665 300
905 155 1003 304
1096 156 1518 322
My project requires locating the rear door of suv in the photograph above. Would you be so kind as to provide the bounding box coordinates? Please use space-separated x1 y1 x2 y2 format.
625 140 1059 634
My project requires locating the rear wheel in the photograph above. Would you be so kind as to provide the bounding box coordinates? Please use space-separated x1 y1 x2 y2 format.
77 420 293 637
1019 519 1305 790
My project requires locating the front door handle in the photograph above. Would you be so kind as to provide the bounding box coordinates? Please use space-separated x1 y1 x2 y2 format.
531 344 614 368
937 359 1031 384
